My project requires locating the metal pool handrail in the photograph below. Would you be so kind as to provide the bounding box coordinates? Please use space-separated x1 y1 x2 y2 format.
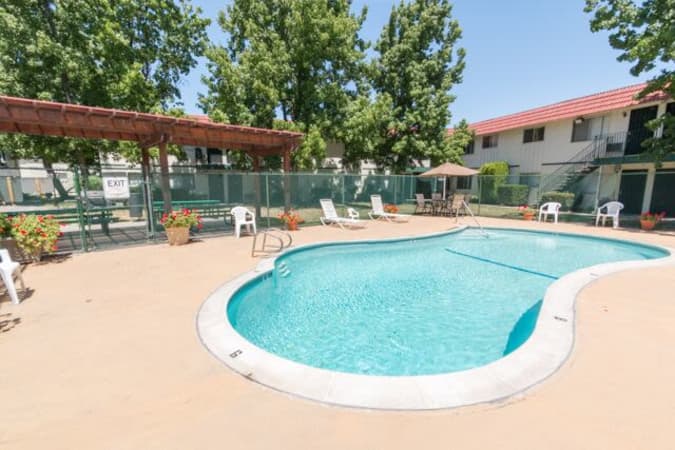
461 200 488 236
251 228 293 257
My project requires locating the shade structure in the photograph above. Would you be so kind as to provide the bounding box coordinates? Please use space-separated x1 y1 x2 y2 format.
418 162 478 178
419 163 478 199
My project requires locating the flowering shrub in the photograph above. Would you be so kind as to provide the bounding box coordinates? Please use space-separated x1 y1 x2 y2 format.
517 205 535 216
278 209 304 227
640 211 666 223
0 213 13 238
160 209 203 229
11 214 62 260
384 204 399 214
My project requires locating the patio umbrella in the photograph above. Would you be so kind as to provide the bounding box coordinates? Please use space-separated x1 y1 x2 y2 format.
419 163 478 198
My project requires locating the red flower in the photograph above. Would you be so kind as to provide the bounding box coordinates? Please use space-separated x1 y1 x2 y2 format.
20 229 27 235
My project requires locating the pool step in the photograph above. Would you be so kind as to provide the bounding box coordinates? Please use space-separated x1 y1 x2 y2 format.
277 262 291 278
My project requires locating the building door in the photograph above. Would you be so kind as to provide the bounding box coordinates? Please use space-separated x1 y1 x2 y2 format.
625 106 658 155
618 170 647 214
651 170 675 216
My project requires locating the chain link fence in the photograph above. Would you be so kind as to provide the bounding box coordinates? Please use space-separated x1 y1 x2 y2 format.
0 165 672 257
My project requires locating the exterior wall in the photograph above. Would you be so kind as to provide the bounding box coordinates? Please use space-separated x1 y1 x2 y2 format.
462 99 667 175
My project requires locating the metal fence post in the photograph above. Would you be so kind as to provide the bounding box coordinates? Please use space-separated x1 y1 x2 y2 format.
477 175 482 215
265 173 271 229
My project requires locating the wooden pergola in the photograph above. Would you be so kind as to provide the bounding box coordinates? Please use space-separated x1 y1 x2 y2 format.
0 95 302 220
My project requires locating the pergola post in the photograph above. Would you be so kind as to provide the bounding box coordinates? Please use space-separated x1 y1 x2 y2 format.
141 147 155 238
158 139 172 213
252 155 262 219
283 146 292 212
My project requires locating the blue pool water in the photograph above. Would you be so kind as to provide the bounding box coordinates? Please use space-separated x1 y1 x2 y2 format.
227 229 667 376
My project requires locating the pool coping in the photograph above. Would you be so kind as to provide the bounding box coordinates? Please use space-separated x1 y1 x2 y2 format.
196 226 675 410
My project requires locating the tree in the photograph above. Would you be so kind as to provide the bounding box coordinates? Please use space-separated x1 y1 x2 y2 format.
445 119 474 165
367 0 466 173
201 0 369 170
585 0 674 163
0 0 209 169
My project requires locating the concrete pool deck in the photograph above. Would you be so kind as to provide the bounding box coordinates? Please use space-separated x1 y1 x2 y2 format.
1 216 674 449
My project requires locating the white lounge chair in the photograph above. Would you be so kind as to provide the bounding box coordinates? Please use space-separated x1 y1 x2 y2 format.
0 249 26 305
319 199 366 229
538 202 561 223
231 206 257 238
368 195 411 222
595 201 624 229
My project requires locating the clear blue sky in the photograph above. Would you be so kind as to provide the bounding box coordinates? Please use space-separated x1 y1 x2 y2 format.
179 0 652 125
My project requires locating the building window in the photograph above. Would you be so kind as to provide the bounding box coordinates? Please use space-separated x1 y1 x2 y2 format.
207 148 222 164
482 135 498 149
457 176 472 190
523 127 545 143
464 140 475 155
571 117 603 142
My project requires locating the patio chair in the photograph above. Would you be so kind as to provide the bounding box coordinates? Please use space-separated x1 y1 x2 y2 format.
538 202 561 224
449 194 465 218
319 199 366 229
368 195 411 222
431 192 443 215
595 201 624 229
414 193 432 215
231 206 257 238
0 249 26 305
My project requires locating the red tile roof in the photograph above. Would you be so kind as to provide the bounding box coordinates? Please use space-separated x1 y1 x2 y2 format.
454 83 669 136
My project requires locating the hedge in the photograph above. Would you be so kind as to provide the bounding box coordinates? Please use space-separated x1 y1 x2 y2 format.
497 184 529 206
541 191 575 211
479 161 509 203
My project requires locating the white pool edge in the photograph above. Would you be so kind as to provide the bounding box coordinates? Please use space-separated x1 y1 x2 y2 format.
196 227 675 410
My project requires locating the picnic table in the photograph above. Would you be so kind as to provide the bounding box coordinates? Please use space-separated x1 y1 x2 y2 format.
152 200 233 224
7 207 118 235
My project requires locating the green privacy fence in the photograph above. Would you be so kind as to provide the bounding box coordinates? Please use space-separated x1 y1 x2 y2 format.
0 164 670 255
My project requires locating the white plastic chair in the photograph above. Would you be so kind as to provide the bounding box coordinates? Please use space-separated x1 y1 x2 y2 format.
538 202 561 224
0 249 25 305
319 199 365 229
368 195 411 222
231 206 257 238
595 201 624 229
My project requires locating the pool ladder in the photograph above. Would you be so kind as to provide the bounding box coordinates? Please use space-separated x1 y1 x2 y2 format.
277 261 291 278
251 228 293 257
461 200 489 237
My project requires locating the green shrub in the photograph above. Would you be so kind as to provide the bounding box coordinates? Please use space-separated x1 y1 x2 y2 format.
479 161 509 203
86 175 103 190
541 191 575 211
497 184 529 206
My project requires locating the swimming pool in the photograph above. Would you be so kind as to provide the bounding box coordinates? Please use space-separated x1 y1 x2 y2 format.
198 227 672 409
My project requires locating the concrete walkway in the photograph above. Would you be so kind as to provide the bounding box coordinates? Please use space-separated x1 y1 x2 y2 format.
0 217 673 450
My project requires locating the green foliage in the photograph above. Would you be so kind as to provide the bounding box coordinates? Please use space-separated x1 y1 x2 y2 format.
585 0 674 164
201 0 367 169
541 191 576 211
479 161 509 203
0 0 209 165
447 120 474 165
86 176 103 191
497 184 529 206
365 0 465 172
11 214 62 260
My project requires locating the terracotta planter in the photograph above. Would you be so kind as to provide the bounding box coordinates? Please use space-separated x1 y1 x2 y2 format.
522 212 535 221
165 226 191 245
640 219 657 231
286 222 299 231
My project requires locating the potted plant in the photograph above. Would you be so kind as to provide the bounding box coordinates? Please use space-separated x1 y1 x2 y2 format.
517 205 536 221
384 204 399 214
278 209 304 231
160 209 203 245
10 214 62 262
639 211 665 231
